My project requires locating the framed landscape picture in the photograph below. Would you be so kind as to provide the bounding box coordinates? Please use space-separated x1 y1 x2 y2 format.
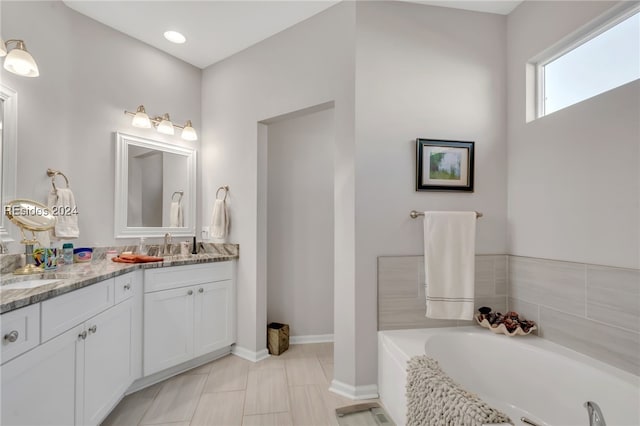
416 139 474 192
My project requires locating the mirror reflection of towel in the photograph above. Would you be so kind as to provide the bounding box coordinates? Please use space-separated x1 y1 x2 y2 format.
211 199 229 239
48 188 79 240
170 201 183 227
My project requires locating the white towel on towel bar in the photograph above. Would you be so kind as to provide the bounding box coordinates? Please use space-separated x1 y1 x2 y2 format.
170 201 183 227
48 188 79 240
210 199 229 239
424 211 476 320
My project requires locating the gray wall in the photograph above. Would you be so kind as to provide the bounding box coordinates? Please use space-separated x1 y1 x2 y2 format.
201 0 508 390
200 2 357 387
354 1 507 387
505 1 639 376
266 107 335 338
506 0 640 269
1 1 201 249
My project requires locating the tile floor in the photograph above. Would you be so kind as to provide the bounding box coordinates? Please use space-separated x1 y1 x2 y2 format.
102 343 376 426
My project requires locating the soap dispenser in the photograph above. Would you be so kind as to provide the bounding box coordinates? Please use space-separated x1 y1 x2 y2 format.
138 237 146 255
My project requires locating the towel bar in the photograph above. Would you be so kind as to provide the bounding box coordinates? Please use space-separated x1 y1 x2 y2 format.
410 210 482 219
46 168 70 191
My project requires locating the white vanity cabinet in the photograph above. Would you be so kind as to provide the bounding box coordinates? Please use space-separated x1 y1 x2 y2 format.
2 324 80 426
143 262 235 376
80 297 133 425
0 271 142 426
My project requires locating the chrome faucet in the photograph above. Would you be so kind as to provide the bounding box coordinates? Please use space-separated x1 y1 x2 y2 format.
585 401 606 426
163 233 172 255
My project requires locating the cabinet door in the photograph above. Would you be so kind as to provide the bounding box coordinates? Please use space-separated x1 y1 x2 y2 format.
82 299 134 426
1 325 80 426
144 287 194 375
194 280 235 356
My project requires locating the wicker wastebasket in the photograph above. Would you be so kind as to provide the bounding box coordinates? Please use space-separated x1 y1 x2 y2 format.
267 322 289 355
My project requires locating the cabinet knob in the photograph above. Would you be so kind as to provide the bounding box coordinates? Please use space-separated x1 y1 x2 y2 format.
78 331 87 340
4 330 19 342
88 325 98 334
124 284 131 290
198 288 204 293
187 290 193 295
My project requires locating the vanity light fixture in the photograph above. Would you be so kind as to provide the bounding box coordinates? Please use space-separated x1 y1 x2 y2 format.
124 105 198 141
1 39 40 77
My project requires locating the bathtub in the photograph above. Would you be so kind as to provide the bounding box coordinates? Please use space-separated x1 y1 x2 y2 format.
378 327 640 426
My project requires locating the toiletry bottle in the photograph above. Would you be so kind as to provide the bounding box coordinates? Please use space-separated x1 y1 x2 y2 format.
62 243 74 264
139 237 146 255
192 236 198 254
106 250 118 261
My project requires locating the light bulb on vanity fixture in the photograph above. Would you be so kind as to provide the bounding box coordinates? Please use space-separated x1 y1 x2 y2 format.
181 120 198 141
156 113 175 135
131 105 152 128
1 39 40 77
124 105 198 141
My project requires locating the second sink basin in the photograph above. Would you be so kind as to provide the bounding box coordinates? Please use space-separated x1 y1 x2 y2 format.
1 279 62 291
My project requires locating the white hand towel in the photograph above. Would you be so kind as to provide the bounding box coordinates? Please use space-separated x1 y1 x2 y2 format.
424 211 476 320
210 199 229 239
170 201 183 227
48 188 79 240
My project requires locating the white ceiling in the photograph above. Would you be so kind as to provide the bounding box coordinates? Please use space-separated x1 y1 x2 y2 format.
407 1 522 16
64 0 522 69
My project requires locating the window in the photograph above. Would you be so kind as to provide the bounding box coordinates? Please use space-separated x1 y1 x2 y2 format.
537 7 639 117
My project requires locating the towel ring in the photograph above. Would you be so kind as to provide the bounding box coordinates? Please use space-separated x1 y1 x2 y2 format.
172 191 184 203
216 185 229 202
46 168 70 192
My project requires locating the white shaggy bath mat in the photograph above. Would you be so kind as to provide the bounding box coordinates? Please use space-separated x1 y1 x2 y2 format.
406 355 511 426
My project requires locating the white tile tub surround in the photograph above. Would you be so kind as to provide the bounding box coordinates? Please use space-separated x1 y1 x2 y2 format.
377 255 508 330
508 256 640 376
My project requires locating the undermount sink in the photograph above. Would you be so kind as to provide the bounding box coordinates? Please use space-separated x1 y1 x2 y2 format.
1 279 62 291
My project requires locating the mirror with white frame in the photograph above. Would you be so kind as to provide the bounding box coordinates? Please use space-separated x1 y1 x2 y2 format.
115 132 196 238
1 84 18 242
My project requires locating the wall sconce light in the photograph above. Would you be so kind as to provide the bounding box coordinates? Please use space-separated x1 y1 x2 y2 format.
0 39 40 77
124 105 198 141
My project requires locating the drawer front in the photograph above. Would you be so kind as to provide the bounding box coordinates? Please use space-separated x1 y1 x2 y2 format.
41 279 114 342
1 304 40 364
114 273 135 305
144 262 232 293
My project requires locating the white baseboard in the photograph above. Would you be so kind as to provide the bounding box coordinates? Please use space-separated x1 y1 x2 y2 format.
231 345 270 362
329 379 379 400
290 334 334 344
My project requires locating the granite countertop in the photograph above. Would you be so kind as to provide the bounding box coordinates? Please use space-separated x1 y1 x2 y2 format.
0 251 238 314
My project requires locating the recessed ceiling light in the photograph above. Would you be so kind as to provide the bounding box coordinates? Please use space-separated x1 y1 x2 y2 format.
164 30 186 44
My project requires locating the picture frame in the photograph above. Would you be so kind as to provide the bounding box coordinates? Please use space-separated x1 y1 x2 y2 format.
416 139 474 192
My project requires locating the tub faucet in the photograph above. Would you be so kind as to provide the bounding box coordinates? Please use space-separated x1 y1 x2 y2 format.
163 233 172 255
585 401 606 426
